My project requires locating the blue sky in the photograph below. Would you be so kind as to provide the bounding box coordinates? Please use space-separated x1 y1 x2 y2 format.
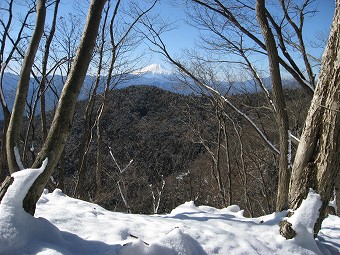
153 0 335 69
1 0 336 75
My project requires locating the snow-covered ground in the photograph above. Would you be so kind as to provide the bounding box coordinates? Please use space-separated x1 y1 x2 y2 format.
1 166 340 254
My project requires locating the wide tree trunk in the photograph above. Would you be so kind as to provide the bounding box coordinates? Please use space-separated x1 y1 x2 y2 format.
6 0 46 174
282 3 340 237
256 0 290 212
22 0 107 215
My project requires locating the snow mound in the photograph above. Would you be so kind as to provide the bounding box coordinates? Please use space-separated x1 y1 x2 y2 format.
0 160 67 254
1 159 48 207
288 189 323 254
1 170 340 254
288 189 322 235
120 229 206 255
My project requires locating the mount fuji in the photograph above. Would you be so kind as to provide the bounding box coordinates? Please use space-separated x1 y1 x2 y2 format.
132 63 173 76
117 63 191 93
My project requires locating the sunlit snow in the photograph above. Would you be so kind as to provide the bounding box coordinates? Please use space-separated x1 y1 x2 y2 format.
1 165 340 254
132 63 173 76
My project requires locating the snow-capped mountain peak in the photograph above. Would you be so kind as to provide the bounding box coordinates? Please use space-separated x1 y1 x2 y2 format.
132 63 173 75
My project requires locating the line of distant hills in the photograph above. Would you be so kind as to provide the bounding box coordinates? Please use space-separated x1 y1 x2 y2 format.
0 64 297 119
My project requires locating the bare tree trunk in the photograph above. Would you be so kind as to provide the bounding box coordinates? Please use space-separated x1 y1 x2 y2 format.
0 176 13 203
0 106 10 182
58 150 65 191
94 80 111 200
40 0 60 142
282 3 340 237
0 72 10 181
222 115 232 205
234 119 253 217
256 0 290 212
73 76 99 199
95 104 104 198
6 0 46 174
22 0 107 215
74 3 109 198
215 114 227 207
0 0 14 181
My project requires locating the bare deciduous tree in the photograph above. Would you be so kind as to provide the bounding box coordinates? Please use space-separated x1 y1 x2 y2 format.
256 0 290 211
39 0 61 142
73 0 157 199
6 0 46 174
281 2 340 237
145 0 323 212
21 0 107 215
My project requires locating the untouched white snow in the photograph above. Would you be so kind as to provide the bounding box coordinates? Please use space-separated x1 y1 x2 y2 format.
287 189 323 254
1 167 340 254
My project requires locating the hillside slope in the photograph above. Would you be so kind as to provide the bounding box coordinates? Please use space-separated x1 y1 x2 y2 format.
63 85 214 213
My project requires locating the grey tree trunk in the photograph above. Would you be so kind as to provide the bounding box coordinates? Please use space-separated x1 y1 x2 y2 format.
95 104 104 199
256 0 290 212
0 107 10 182
23 0 107 215
40 0 60 142
6 0 46 174
282 3 340 237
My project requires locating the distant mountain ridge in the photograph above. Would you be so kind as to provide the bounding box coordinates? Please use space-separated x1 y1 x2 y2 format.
0 64 298 119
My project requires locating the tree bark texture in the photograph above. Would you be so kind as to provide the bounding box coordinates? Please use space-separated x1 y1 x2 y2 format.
0 107 10 182
0 176 13 203
23 0 107 215
287 3 340 236
256 0 290 212
6 0 46 174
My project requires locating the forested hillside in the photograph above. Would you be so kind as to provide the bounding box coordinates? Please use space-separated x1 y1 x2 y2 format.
64 85 211 214
15 84 318 217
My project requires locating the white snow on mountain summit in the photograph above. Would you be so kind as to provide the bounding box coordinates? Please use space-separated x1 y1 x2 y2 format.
132 63 173 75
